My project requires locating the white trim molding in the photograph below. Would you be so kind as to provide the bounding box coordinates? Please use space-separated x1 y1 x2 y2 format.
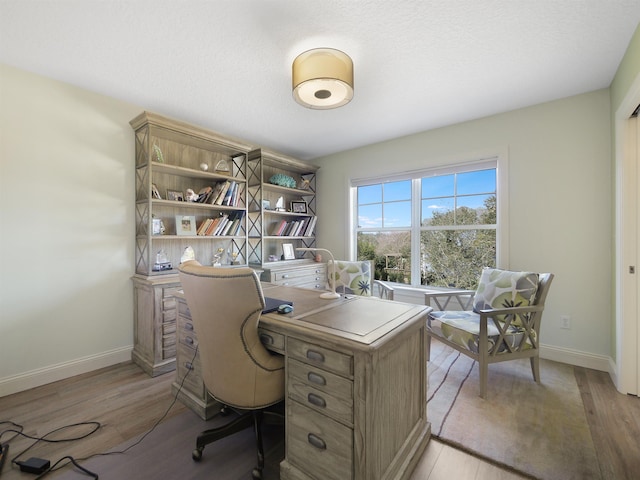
0 346 133 397
540 344 610 372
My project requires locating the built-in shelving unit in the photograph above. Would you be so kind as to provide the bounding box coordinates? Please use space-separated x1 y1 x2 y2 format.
129 111 252 376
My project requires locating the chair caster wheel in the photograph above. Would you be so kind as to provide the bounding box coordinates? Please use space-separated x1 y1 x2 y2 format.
192 447 203 461
251 467 263 479
220 405 231 416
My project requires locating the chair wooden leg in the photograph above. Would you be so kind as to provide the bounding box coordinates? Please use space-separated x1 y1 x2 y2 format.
530 356 540 384
425 333 431 362
479 361 488 399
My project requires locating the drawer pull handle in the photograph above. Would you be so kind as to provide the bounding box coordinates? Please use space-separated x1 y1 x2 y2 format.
185 336 194 345
306 350 325 363
184 323 194 331
308 372 326 386
307 393 326 408
260 333 274 345
307 433 326 450
185 362 194 371
315 269 321 274
282 274 290 278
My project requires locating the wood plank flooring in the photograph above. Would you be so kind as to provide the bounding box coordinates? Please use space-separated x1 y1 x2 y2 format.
1 361 638 479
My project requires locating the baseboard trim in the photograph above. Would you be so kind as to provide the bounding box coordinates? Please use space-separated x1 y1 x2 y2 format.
0 346 133 397
540 344 609 372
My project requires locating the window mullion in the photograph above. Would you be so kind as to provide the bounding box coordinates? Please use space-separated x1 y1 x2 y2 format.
411 178 421 286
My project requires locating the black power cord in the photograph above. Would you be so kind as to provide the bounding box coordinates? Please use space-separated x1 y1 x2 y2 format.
0 345 198 479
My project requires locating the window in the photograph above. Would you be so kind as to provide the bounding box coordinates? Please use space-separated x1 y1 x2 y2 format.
353 157 505 290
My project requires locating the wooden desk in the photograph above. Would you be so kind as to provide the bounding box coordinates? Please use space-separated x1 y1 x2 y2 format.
173 285 431 480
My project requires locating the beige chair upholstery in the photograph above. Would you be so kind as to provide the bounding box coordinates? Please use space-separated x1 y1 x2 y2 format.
328 259 395 300
425 268 554 398
178 261 284 479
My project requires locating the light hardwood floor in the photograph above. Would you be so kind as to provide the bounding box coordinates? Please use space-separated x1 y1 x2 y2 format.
0 360 638 479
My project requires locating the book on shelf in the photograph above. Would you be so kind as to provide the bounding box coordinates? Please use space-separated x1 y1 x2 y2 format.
304 216 317 237
197 218 213 235
222 181 236 206
213 214 230 235
214 181 232 205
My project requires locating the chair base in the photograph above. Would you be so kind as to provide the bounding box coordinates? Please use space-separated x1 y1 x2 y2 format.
192 402 284 479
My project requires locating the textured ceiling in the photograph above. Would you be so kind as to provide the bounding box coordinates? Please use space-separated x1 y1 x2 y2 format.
1 1 639 160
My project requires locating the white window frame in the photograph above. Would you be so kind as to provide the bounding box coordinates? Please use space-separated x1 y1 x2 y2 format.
349 152 509 287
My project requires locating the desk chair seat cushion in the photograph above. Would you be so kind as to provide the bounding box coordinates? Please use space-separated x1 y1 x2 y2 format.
427 310 534 355
328 260 372 296
473 268 539 323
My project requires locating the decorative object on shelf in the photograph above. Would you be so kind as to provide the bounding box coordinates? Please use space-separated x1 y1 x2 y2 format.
199 162 209 171
153 249 172 271
213 247 224 267
176 215 197 236
151 183 162 199
230 251 239 265
296 247 340 299
262 199 271 210
282 243 295 260
299 178 311 190
153 144 165 163
268 254 279 262
185 188 199 202
275 196 285 211
167 190 184 202
269 173 297 188
291 201 307 214
314 253 322 262
181 246 195 263
215 159 230 173
292 48 354 110
152 217 165 235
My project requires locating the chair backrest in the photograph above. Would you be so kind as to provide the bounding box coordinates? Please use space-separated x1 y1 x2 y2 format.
328 259 373 296
178 261 284 409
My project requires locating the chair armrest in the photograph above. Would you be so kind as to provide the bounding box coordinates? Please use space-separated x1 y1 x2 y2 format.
425 289 475 310
477 305 544 316
373 280 395 300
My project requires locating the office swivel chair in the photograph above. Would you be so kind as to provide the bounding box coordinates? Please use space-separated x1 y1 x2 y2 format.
178 261 285 479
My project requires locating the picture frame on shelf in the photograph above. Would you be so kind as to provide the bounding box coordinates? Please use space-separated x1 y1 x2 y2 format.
151 183 162 199
152 218 165 235
167 190 184 202
291 201 307 214
176 215 197 236
282 243 295 260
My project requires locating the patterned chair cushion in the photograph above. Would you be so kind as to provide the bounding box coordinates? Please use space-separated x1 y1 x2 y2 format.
328 260 372 296
427 310 534 354
473 268 539 324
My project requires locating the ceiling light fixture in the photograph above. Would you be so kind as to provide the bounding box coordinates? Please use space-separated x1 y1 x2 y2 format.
292 48 353 109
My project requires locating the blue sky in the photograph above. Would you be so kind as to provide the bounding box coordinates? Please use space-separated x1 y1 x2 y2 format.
358 169 495 228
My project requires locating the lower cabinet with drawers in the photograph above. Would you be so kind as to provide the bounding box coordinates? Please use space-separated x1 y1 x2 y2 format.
260 262 327 290
131 274 181 377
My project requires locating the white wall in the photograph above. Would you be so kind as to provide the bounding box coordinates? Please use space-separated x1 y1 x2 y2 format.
0 64 142 395
313 90 612 368
0 63 614 395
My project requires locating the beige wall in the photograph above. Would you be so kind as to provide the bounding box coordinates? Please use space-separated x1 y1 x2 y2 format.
0 64 142 395
313 89 612 363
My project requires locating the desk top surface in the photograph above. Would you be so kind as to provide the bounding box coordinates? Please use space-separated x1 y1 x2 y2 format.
260 283 430 347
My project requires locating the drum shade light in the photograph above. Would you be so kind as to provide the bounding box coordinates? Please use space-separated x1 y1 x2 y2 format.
292 48 353 109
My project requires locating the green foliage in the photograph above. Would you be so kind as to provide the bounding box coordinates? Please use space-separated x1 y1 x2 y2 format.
357 195 497 290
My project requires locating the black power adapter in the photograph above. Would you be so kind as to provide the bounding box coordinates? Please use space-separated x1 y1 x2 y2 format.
16 457 50 474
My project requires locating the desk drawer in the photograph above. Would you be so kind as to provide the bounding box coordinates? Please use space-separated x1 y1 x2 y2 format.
288 358 353 425
258 327 285 353
288 338 353 378
287 401 353 480
176 342 204 398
